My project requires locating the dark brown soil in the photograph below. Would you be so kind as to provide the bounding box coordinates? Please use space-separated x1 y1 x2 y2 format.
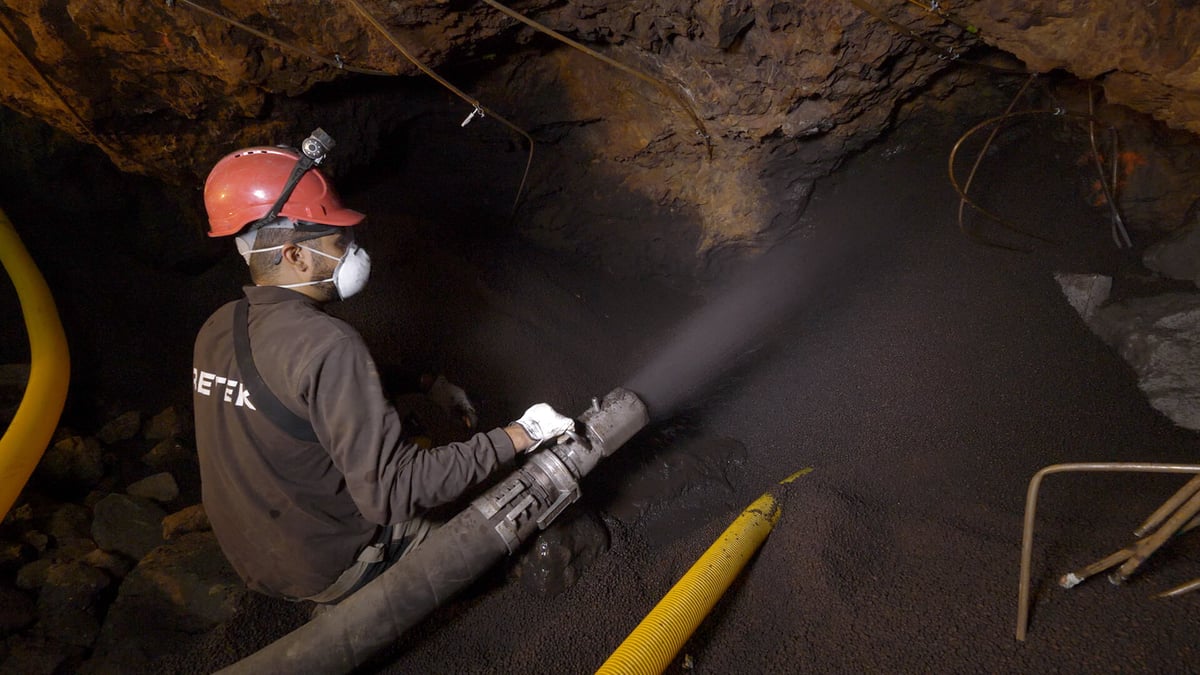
226 110 1200 672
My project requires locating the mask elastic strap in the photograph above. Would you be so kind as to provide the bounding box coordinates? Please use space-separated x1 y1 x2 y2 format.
265 245 343 290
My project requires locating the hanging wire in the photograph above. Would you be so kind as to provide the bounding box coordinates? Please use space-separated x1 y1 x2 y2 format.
172 0 535 216
477 0 714 160
340 0 535 216
172 0 392 75
948 108 1128 251
845 0 1136 252
1085 82 1133 248
902 0 980 35
950 74 1055 252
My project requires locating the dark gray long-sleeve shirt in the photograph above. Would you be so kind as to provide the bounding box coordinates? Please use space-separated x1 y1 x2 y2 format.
192 285 516 599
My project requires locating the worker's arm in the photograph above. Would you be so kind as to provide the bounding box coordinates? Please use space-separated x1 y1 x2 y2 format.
509 403 575 453
504 423 534 451
306 334 567 524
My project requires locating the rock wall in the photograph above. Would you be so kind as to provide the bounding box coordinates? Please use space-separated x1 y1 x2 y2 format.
0 0 958 275
0 1 1198 273
955 1 1200 136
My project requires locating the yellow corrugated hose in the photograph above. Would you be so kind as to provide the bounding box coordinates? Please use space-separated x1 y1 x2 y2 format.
597 470 810 675
0 206 69 521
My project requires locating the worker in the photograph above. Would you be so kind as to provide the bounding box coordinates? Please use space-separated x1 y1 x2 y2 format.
192 141 574 605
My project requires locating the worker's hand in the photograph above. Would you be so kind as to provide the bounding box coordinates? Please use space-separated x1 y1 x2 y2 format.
426 375 479 430
513 403 575 453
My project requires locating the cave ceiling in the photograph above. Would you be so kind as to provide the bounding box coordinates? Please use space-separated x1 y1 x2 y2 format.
1 1 1198 270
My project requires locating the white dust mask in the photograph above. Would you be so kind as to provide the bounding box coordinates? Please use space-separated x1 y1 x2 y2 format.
244 241 371 300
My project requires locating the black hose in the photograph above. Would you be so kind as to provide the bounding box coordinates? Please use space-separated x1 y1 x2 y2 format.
216 389 649 673
216 507 508 674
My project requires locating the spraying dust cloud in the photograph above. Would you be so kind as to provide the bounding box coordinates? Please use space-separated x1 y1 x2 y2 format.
624 224 855 420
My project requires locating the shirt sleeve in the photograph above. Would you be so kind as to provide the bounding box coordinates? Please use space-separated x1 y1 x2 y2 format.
303 333 517 525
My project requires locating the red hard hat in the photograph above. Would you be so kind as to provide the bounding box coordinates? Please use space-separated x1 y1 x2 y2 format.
203 146 365 237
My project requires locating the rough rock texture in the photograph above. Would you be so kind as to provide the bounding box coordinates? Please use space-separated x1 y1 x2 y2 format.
35 436 104 498
35 562 111 648
1063 267 1200 432
126 473 180 504
2 2 1198 273
85 532 248 673
90 494 166 560
1089 292 1200 432
0 1 960 268
0 400 231 672
955 1 1200 135
0 0 943 172
1145 207 1200 285
0 0 505 175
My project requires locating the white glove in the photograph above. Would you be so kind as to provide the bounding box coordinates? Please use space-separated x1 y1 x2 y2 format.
513 403 575 452
427 375 479 430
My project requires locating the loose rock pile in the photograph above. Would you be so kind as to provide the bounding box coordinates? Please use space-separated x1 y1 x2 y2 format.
0 402 247 674
1057 207 1200 432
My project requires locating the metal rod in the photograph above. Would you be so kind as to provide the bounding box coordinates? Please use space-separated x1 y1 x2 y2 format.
1059 547 1133 589
1016 462 1200 642
949 108 1130 253
1112 487 1200 582
1085 84 1132 248
1134 474 1200 537
1058 513 1200 589
953 73 1038 251
1154 577 1200 599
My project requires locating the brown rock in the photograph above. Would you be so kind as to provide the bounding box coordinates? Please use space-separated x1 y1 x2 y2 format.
2 1 1197 276
162 504 210 541
95 411 141 445
37 562 112 648
0 540 36 575
20 531 49 554
141 437 196 470
36 436 105 495
91 494 166 560
126 472 180 503
0 633 80 675
81 548 134 580
46 503 92 541
15 558 52 591
143 406 191 441
47 537 99 564
0 584 36 636
88 532 248 672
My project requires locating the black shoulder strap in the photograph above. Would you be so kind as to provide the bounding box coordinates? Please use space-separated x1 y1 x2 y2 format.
232 299 320 443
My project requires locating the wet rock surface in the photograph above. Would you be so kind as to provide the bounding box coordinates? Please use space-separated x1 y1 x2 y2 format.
517 510 609 598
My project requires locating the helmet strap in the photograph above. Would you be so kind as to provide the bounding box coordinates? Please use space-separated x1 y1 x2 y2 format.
252 128 336 230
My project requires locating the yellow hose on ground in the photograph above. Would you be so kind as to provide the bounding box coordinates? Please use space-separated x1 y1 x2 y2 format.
597 476 799 675
0 206 69 521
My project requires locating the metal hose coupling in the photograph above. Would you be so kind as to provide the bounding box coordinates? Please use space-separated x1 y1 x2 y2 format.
472 388 648 553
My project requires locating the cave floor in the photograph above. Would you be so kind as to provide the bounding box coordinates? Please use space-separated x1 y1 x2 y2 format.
162 109 1200 673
